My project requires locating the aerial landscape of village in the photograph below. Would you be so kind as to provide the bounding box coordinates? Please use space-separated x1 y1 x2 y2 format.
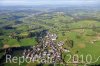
0 0 100 66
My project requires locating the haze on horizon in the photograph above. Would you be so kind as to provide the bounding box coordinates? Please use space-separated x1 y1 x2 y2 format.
0 0 99 6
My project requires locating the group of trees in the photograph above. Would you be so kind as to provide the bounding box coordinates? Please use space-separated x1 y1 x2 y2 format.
10 30 48 42
0 29 3 36
65 40 74 48
0 40 3 48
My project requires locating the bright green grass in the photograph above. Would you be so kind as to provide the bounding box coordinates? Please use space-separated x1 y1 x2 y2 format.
20 38 37 46
7 38 37 47
77 41 100 65
56 28 100 65
69 20 100 29
7 39 20 47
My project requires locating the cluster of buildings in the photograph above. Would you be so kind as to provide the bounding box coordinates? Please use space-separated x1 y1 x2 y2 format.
22 32 70 64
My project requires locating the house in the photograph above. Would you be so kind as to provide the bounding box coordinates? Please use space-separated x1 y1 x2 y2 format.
63 48 70 52
57 41 64 46
51 34 57 40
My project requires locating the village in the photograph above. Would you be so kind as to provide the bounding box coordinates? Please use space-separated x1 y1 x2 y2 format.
22 32 70 64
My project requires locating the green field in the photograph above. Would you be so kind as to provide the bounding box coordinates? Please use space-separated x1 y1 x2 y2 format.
0 8 100 66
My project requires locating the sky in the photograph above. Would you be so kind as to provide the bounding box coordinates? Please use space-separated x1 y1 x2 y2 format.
0 0 99 6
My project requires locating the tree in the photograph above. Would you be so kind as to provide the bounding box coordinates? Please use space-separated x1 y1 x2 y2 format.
65 40 74 48
0 29 3 36
0 40 3 48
